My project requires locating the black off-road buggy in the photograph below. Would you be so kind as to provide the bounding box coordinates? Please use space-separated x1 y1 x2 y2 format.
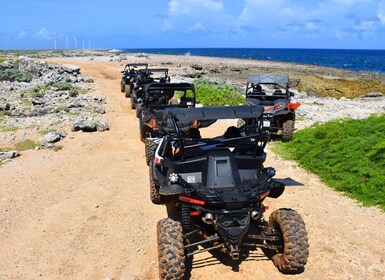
239 74 301 141
120 63 148 97
149 106 309 279
130 68 171 110
138 82 196 144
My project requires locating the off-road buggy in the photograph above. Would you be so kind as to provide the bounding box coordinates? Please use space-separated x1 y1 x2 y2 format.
130 68 171 110
149 106 309 279
138 82 196 144
120 63 148 97
239 74 301 141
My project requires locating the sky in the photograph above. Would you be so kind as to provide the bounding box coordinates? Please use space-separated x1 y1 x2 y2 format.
0 0 385 50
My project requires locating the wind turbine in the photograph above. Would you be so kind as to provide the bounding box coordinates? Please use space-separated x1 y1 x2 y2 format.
82 39 85 49
53 32 57 50
65 35 69 49
88 39 91 49
74 37 78 49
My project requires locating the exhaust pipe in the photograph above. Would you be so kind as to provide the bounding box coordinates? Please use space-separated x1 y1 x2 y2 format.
230 244 240 260
202 213 214 224
251 211 260 220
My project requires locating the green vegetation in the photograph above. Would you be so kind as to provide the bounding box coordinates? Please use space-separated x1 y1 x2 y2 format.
0 69 32 82
0 110 12 117
0 147 12 152
56 82 73 91
193 78 245 106
272 114 385 210
0 57 7 63
0 125 18 132
30 84 48 98
14 139 40 151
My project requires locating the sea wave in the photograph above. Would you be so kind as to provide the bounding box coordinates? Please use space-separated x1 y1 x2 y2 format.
109 48 124 53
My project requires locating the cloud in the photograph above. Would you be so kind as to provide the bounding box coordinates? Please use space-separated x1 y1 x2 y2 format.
164 0 229 35
18 31 26 39
168 0 223 15
188 22 205 32
235 0 385 43
378 2 385 24
34 27 53 41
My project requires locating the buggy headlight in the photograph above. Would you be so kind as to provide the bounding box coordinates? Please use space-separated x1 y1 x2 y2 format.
169 173 179 183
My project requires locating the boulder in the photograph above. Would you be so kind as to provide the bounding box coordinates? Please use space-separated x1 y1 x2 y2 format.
17 56 41 78
72 118 109 132
41 130 65 144
58 64 81 75
0 150 20 161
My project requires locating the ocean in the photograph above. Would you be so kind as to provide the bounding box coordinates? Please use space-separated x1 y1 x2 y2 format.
112 48 385 74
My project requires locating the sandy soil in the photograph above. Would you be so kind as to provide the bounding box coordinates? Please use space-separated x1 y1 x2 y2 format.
1 56 385 280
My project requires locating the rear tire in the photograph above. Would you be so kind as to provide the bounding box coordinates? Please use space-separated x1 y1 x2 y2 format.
268 208 309 274
145 139 158 166
125 84 131 98
130 96 136 109
281 119 294 142
149 161 162 204
157 218 186 280
136 105 141 118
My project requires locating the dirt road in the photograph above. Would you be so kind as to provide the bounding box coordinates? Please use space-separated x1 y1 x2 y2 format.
1 59 385 280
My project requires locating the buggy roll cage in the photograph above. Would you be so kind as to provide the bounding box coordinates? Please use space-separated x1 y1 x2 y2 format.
142 83 196 107
153 106 271 161
139 68 169 76
246 74 293 97
122 63 148 72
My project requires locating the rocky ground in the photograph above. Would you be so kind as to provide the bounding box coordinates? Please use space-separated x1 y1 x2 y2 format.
0 55 109 161
1 51 385 280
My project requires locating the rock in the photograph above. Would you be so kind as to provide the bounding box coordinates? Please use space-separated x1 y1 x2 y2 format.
359 92 384 98
0 103 11 111
72 118 109 132
95 120 109 132
32 98 45 106
191 64 203 70
41 130 65 144
17 56 41 78
58 64 81 75
0 60 14 70
0 150 20 161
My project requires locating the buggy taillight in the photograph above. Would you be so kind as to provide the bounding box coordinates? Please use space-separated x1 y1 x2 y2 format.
151 118 157 128
259 191 270 200
193 120 199 127
274 104 283 110
286 102 301 111
179 195 205 206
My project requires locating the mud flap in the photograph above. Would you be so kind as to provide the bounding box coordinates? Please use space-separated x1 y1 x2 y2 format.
268 178 304 198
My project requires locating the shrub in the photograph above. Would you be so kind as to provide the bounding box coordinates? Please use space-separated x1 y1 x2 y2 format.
272 114 385 210
56 82 73 91
0 69 32 82
14 139 40 151
193 78 245 106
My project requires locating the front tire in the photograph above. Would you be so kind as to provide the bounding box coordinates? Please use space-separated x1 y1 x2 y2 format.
157 218 186 280
149 161 162 204
281 119 294 142
268 208 309 274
